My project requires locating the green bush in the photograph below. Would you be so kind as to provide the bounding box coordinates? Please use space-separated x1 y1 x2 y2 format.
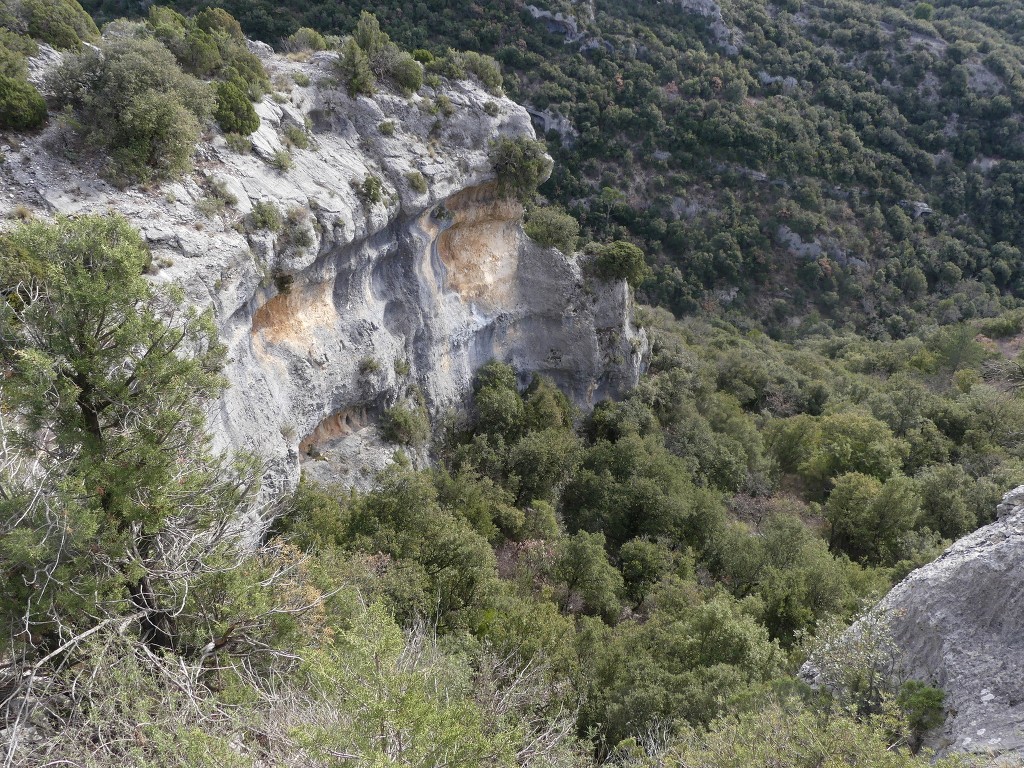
0 28 38 57
553 531 623 621
456 50 502 93
247 201 283 232
0 74 46 130
147 6 268 97
358 175 385 205
977 309 1024 339
524 207 580 254
149 6 221 76
214 80 259 135
0 46 26 79
387 50 422 95
436 93 454 116
49 37 213 184
336 13 422 96
280 207 313 250
112 91 203 183
283 26 327 53
913 3 935 20
488 136 552 203
194 7 244 40
426 50 502 94
283 124 309 149
406 170 428 194
352 11 388 58
359 356 381 374
338 37 375 97
897 680 945 748
0 29 35 78
270 150 293 172
590 240 651 289
381 402 430 446
22 0 98 50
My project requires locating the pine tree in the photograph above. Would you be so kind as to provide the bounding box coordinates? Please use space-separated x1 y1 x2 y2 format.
0 214 260 653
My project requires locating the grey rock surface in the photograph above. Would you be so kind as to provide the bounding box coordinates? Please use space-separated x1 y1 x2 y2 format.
826 485 1024 761
1 44 647 498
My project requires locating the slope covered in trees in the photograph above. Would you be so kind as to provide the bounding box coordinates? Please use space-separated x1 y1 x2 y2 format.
2 1 1023 765
75 0 1024 336
4 213 1016 765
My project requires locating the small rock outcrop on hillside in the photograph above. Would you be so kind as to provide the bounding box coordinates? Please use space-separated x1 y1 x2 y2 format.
0 44 647 495
815 485 1024 761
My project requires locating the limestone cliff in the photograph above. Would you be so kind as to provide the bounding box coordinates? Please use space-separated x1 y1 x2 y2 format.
808 486 1024 762
0 43 648 494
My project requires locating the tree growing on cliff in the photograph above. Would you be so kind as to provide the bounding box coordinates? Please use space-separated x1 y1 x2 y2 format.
339 36 375 96
49 36 213 183
337 12 423 97
589 240 652 289
488 136 552 203
0 215 280 732
524 206 580 254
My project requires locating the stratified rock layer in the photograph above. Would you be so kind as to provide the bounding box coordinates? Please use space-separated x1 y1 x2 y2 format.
0 45 647 495
865 486 1024 760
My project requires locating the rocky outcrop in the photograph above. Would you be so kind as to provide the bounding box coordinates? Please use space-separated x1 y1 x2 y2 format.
0 46 647 495
525 105 578 147
526 4 586 43
672 0 741 56
812 486 1024 761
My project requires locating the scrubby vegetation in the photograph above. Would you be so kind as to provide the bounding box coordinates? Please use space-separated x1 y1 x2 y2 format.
0 4 60 130
247 199 283 232
214 79 259 135
49 35 212 184
8 0 98 50
1 213 986 766
77 0 1024 338
590 240 652 288
0 5 269 183
489 135 553 203
5 0 1024 764
337 11 422 97
0 73 45 130
406 169 428 194
147 5 268 98
381 396 430 447
282 25 326 53
524 205 579 253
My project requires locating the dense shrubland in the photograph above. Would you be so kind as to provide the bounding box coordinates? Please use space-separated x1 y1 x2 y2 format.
1 212 995 765
0 0 98 130
0 3 267 182
81 0 1024 336
50 35 214 183
3 1 1024 764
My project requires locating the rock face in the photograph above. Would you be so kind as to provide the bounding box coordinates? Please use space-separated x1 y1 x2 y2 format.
0 46 647 495
525 4 585 43
829 486 1024 760
673 0 741 56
